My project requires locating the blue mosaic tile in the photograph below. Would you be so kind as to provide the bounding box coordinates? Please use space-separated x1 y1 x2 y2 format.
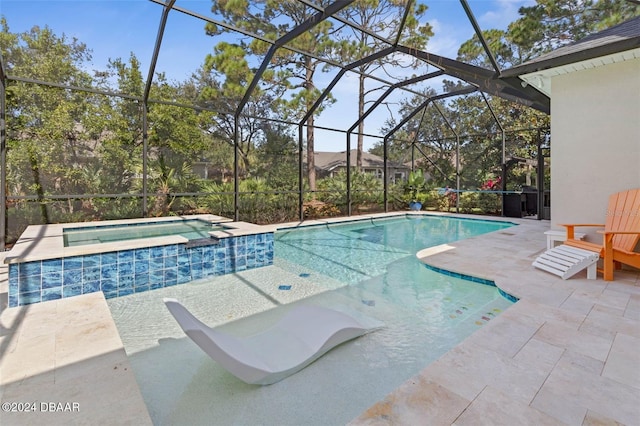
177 252 190 267
42 258 63 273
83 281 101 294
190 250 203 265
9 276 18 292
118 287 134 297
425 264 495 286
150 270 164 286
499 289 519 302
203 248 214 263
118 261 133 278
101 252 118 265
19 275 41 294
134 260 149 274
20 262 42 279
101 264 117 280
42 272 63 289
165 268 177 282
83 254 101 268
212 261 224 276
150 246 164 258
118 250 134 263
165 245 178 256
246 234 256 245
423 264 518 302
63 284 82 298
134 285 150 293
177 270 191 285
103 291 118 299
9 264 18 280
84 266 101 282
134 273 150 287
101 279 118 293
42 287 63 301
20 291 42 306
118 276 134 290
164 255 177 269
135 248 150 261
214 248 226 261
202 261 215 276
8 230 275 305
63 256 83 270
191 266 203 280
63 269 82 286
150 256 164 270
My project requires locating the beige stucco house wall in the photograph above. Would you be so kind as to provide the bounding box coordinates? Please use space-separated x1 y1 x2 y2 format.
504 17 640 242
550 57 640 240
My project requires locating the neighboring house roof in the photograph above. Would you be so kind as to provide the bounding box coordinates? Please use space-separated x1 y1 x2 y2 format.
501 16 640 96
313 150 408 172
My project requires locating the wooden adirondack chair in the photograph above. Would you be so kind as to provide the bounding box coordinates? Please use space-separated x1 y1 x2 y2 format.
563 188 640 281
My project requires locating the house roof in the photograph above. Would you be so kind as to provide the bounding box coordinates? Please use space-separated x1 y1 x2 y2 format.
501 16 640 96
314 150 408 172
503 16 640 77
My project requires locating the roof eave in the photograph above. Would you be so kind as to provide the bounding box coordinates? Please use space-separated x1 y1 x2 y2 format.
502 37 640 78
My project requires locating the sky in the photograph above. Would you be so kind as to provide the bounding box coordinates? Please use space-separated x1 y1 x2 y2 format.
1 0 535 151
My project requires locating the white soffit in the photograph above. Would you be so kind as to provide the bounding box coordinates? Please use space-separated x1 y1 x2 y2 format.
518 47 640 97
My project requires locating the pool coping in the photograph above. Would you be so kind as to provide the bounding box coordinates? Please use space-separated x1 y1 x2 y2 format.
4 214 239 264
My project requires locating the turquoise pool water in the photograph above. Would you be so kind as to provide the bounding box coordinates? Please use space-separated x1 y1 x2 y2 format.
63 219 224 247
109 214 517 425
276 215 514 285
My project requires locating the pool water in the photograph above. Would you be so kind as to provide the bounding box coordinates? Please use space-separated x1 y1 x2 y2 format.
109 214 516 425
63 219 223 247
276 215 513 285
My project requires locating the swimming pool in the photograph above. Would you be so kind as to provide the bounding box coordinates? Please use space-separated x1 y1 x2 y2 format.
109 214 518 425
63 218 225 247
6 215 273 307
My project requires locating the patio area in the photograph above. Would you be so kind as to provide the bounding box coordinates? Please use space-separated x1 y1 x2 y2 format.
1 215 638 425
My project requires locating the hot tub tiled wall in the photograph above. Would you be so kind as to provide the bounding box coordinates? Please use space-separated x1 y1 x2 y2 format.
8 233 274 307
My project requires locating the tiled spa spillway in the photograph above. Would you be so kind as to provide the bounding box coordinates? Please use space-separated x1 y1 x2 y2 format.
8 233 274 307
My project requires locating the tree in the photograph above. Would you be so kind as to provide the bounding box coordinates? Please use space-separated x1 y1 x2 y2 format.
1 19 94 222
92 55 145 196
373 86 457 187
204 0 339 192
335 0 433 169
457 28 524 68
508 0 640 58
254 123 298 190
195 47 273 176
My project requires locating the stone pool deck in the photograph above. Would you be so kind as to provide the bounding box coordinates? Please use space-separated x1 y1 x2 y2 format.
0 268 152 425
351 217 640 425
1 214 639 425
